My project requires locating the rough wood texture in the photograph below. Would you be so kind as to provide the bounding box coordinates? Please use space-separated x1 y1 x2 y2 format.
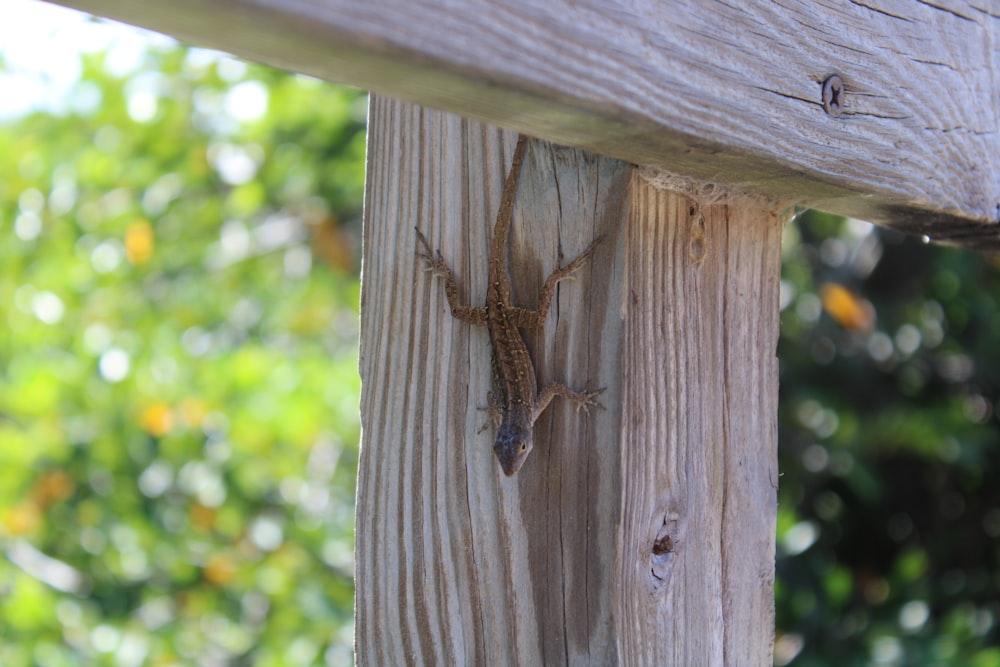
617 176 782 664
357 97 630 664
358 97 781 664
46 0 1000 247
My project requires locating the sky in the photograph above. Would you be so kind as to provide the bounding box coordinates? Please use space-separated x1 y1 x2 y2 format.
0 0 175 119
0 0 272 126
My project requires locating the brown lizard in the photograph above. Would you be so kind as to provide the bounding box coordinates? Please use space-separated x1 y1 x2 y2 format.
416 134 604 476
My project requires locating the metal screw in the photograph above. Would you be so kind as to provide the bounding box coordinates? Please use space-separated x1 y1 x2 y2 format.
822 75 844 117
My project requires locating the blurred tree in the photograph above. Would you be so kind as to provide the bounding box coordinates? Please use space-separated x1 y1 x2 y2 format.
0 43 364 665
775 211 1000 666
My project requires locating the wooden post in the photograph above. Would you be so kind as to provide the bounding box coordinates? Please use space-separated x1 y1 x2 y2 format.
358 96 781 664
357 97 629 663
617 176 781 663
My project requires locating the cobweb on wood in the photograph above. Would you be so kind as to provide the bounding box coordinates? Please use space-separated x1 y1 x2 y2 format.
637 164 789 209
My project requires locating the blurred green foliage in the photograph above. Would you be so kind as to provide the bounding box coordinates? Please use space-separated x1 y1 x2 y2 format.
2 29 999 667
0 45 364 665
776 211 1000 665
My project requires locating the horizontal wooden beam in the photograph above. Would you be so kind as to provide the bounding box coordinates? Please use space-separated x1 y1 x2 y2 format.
45 0 1000 248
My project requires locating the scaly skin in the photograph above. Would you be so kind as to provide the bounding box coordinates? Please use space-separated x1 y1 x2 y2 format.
416 134 603 476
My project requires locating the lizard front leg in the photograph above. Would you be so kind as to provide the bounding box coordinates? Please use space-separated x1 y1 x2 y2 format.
477 391 503 433
533 383 606 421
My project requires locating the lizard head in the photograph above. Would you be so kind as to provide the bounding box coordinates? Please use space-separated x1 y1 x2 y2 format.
493 420 532 476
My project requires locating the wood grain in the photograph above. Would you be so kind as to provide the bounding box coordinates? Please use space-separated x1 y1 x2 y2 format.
617 175 782 665
46 0 1000 247
357 97 630 664
358 97 782 663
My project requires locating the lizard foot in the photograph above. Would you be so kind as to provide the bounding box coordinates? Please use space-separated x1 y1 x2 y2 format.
476 391 503 433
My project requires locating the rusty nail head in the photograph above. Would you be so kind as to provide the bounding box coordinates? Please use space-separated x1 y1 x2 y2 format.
822 75 844 117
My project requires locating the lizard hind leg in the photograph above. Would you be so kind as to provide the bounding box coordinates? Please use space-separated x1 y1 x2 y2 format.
532 235 605 326
414 227 488 325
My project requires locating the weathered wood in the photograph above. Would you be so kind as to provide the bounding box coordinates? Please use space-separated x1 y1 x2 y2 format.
617 176 781 664
358 97 781 664
357 97 629 664
46 0 1000 247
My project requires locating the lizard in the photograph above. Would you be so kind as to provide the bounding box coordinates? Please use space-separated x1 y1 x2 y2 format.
415 133 604 476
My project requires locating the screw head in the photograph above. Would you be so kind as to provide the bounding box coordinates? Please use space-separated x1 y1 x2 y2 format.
822 75 844 117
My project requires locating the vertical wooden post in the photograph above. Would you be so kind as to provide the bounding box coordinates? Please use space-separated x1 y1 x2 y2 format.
616 176 781 664
357 96 782 664
357 96 629 664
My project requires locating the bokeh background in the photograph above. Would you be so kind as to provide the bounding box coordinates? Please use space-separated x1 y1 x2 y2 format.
1 3 998 665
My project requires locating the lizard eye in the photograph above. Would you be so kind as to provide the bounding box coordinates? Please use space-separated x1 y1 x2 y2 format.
519 442 527 453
